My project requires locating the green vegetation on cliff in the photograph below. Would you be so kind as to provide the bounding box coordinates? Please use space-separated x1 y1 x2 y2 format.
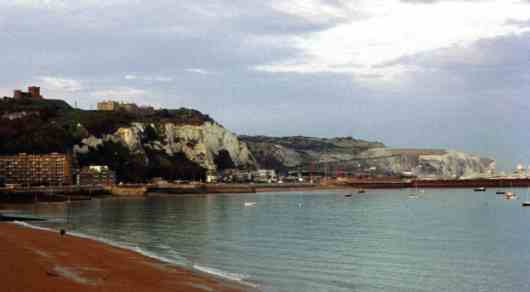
0 97 212 182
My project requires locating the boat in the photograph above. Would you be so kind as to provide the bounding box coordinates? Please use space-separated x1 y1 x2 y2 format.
504 192 517 200
345 194 353 198
357 189 365 194
474 187 486 192
496 191 506 195
244 202 256 207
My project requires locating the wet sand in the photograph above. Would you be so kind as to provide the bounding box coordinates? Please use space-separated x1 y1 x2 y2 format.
0 222 252 292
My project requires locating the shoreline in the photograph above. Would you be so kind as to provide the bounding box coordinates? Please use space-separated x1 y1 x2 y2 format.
4 177 530 202
0 221 256 292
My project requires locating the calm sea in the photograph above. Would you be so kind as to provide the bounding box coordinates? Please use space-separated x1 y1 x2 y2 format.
8 188 530 292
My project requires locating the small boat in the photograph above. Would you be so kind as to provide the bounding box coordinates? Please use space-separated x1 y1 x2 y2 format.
504 192 517 200
496 191 506 195
244 202 256 207
345 194 353 197
474 187 486 192
357 189 366 194
408 195 419 199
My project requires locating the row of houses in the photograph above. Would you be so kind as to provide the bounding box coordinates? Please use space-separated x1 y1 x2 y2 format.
0 153 115 187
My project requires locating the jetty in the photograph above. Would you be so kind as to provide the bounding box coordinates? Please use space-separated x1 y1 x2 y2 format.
0 185 109 203
345 178 530 189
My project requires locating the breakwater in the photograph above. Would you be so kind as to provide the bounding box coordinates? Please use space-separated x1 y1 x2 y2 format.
0 186 109 203
148 183 318 195
346 178 530 189
148 184 254 195
107 185 147 196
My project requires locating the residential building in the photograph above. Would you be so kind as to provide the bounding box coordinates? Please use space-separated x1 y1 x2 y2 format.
206 170 218 183
78 165 116 186
0 153 72 186
252 169 277 183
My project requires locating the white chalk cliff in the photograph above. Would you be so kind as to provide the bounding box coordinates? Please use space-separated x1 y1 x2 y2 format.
74 121 256 170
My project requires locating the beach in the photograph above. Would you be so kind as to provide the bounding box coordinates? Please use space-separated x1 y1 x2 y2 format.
0 222 251 292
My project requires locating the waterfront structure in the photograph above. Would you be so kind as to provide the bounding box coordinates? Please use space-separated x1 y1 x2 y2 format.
206 170 218 183
253 169 277 183
97 100 154 114
78 165 116 186
0 153 72 186
13 86 43 99
220 169 278 183
220 169 252 183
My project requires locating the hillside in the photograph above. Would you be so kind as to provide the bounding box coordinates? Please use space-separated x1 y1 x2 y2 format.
0 97 255 182
240 135 496 179
240 135 385 172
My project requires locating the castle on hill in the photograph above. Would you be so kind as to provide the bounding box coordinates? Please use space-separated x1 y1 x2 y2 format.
13 86 43 99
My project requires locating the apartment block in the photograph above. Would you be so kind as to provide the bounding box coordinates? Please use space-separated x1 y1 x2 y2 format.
0 153 72 186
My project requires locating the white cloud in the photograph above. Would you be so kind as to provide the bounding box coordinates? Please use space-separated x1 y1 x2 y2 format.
270 0 348 24
11 0 130 10
260 0 530 81
124 74 173 82
185 68 213 75
91 87 147 99
124 74 137 80
39 76 83 92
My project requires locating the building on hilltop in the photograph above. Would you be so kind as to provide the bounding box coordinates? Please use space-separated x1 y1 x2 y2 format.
13 86 43 99
97 100 155 114
0 153 73 186
96 100 120 111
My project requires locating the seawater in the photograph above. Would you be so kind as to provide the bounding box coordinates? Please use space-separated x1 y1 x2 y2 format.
9 189 530 292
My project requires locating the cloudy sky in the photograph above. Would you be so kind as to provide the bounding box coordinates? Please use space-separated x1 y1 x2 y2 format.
1 0 530 170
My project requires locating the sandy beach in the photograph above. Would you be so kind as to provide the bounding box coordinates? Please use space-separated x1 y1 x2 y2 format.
0 222 252 292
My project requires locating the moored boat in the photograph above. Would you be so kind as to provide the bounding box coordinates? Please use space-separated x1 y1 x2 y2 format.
504 191 517 200
474 187 486 192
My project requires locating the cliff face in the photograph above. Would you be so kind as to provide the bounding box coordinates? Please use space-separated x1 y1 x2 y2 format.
354 148 495 179
240 135 385 172
240 136 495 179
75 121 256 172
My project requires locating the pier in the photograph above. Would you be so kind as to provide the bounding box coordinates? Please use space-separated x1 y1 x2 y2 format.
0 185 109 203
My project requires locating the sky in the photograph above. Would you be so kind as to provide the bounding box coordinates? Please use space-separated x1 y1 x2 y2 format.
1 0 530 170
